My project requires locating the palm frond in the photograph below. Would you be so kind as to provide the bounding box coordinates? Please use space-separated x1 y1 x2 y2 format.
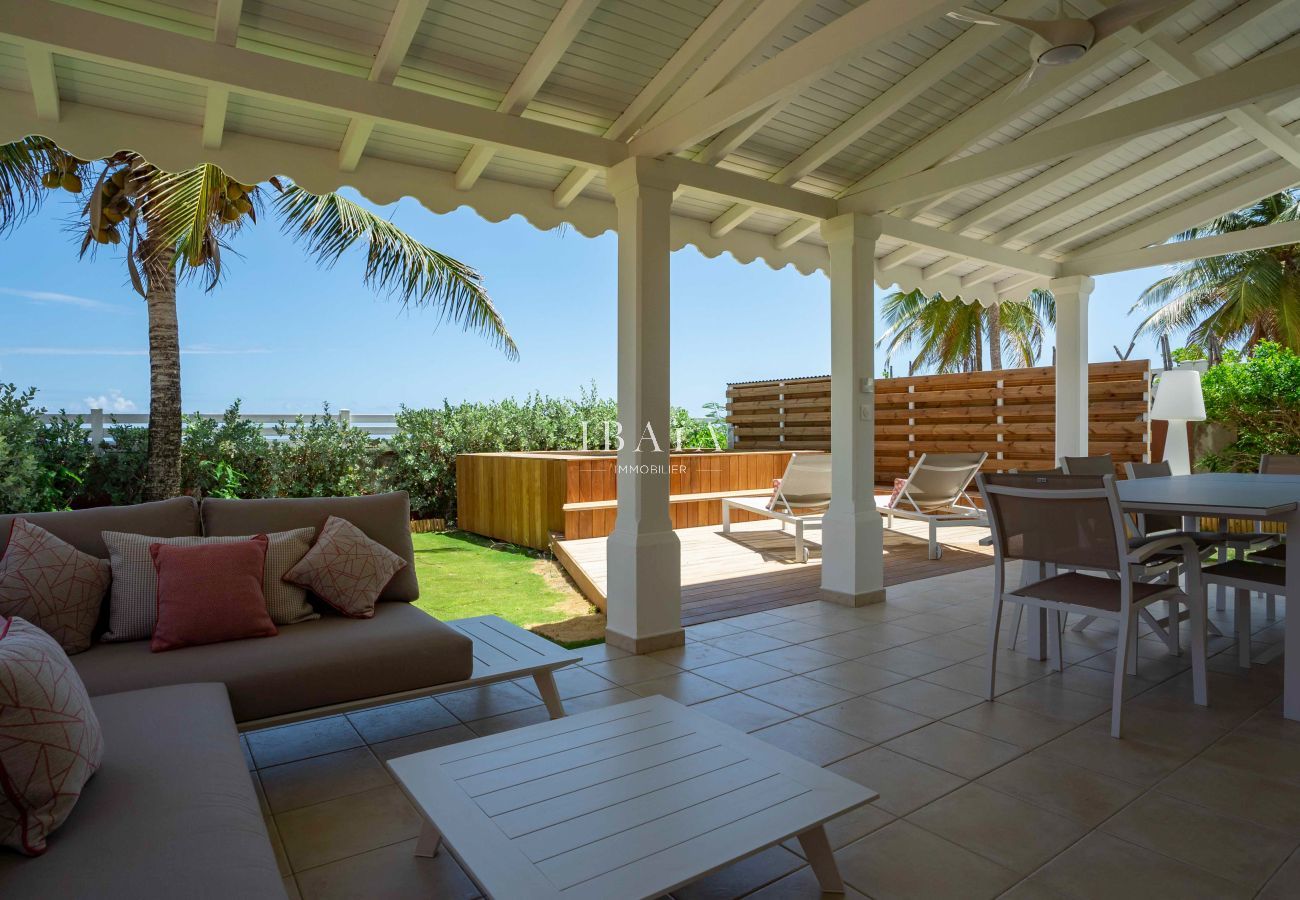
273 185 517 359
0 137 78 235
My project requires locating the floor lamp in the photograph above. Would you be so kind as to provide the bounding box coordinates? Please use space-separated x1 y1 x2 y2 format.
1152 368 1206 475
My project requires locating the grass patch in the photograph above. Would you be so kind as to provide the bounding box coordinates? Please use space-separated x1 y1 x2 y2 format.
411 530 594 632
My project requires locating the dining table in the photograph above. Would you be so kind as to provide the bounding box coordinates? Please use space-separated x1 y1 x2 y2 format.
1018 473 1299 721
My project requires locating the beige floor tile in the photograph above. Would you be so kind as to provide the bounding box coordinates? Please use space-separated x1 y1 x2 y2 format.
265 813 290 877
861 646 953 677
346 698 458 744
705 631 791 657
920 661 1030 698
750 644 846 675
996 680 1112 724
293 837 479 900
647 642 739 670
996 880 1073 899
672 845 804 899
723 611 788 630
246 716 364 768
1035 726 1189 788
1075 703 1228 755
283 875 301 899
907 783 1089 876
436 682 542 721
690 693 794 732
802 631 893 660
1101 792 1297 889
561 686 643 713
1201 731 1300 785
627 671 733 705
259 746 392 813
901 633 986 663
582 654 681 685
240 734 255 770
856 623 938 648
830 747 964 816
891 612 969 635
1035 666 1154 701
978 751 1143 826
692 658 791 691
684 620 743 641
1258 848 1300 899
755 620 841 644
369 724 478 762
465 703 553 736
514 665 618 700
869 679 984 719
1025 832 1251 900
752 716 870 766
883 722 1023 779
744 675 857 714
744 864 869 899
808 695 932 744
1239 706 1300 746
835 820 1019 900
802 659 909 694
1156 757 1300 837
574 641 631 664
275 784 422 872
942 702 1075 749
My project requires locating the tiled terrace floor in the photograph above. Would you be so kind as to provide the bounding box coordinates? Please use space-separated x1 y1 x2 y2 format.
245 565 1296 899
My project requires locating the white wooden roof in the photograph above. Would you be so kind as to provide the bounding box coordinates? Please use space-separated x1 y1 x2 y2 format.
3 0 1300 304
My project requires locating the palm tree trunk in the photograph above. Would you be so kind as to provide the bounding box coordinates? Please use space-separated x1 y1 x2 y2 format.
973 324 983 372
142 246 182 501
987 305 1003 371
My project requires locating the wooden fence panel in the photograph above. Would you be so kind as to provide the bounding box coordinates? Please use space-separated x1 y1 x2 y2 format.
727 361 1150 480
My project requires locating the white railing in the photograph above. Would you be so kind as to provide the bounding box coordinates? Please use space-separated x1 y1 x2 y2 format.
38 409 398 442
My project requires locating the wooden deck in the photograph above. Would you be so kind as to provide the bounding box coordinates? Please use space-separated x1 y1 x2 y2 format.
554 519 993 626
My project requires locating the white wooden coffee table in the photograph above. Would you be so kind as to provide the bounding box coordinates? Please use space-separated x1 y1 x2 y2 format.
387 694 877 899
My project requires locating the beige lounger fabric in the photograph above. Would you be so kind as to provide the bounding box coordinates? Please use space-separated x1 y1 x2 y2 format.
0 683 285 900
72 603 473 722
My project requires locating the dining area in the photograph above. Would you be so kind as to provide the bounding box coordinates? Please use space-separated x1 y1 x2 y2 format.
980 452 1298 739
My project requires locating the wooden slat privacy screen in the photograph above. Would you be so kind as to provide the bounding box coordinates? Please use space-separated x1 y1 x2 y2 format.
728 361 1151 480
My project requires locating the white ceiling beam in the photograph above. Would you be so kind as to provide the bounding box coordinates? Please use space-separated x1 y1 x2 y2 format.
656 156 835 220
921 257 964 280
1068 158 1300 259
774 218 817 248
878 245 926 271
876 216 1059 278
551 0 761 208
213 0 242 45
201 0 242 151
708 0 1052 237
993 272 1038 295
697 102 790 167
455 0 601 191
23 46 58 122
337 0 430 171
0 0 623 171
840 45 1300 213
629 0 962 158
1061 219 1300 276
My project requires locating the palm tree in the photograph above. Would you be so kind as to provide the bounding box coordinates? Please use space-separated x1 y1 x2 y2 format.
878 288 1054 375
0 137 515 501
1130 191 1300 353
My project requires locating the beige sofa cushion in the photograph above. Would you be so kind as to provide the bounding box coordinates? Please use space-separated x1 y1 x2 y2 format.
201 493 419 601
0 520 111 655
0 683 284 900
73 603 473 723
0 497 201 561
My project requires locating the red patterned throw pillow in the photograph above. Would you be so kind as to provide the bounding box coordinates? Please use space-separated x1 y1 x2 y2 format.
0 616 104 855
0 519 110 655
284 516 407 619
150 535 278 653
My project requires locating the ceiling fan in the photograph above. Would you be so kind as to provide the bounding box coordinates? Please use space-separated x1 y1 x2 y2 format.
948 0 1179 92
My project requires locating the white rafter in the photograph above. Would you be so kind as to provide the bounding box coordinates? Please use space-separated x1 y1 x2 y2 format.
551 0 766 208
23 46 58 122
1061 218 1300 276
629 0 962 158
202 0 242 150
839 45 1300 213
454 0 601 191
708 0 1053 238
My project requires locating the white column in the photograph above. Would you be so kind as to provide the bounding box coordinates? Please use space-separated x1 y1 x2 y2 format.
820 214 885 607
1051 275 1094 461
604 158 683 654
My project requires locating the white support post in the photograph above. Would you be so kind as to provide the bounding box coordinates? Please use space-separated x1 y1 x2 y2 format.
820 214 885 607
338 408 352 427
604 158 683 654
89 408 104 448
1051 276 1094 461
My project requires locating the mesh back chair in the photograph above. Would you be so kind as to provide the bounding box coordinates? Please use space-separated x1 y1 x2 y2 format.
876 452 988 559
979 473 1205 737
1243 454 1297 621
1261 454 1300 475
721 453 830 563
1059 454 1115 476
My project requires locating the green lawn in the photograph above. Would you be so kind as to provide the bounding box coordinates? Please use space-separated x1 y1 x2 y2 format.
410 530 590 630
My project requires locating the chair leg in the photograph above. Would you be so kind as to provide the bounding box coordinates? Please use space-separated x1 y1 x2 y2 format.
1047 610 1064 673
1071 615 1095 632
1008 603 1023 651
1165 597 1181 656
1111 613 1133 738
928 521 940 560
1216 543 1228 610
795 521 806 563
1125 620 1139 677
1266 594 1277 620
1235 586 1252 668
986 597 1004 700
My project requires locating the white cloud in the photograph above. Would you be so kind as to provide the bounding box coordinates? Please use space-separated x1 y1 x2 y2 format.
82 390 137 412
0 287 123 313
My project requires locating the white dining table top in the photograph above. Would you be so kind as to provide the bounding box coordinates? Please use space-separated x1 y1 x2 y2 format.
1117 473 1300 519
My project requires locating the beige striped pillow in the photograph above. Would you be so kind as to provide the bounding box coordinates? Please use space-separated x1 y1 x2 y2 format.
101 527 318 642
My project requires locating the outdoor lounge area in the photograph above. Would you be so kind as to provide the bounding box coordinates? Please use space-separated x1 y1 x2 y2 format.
5 0 1300 898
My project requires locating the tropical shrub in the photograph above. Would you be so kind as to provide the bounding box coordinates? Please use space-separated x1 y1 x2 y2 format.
0 384 50 514
1198 342 1300 471
181 402 273 499
269 407 383 498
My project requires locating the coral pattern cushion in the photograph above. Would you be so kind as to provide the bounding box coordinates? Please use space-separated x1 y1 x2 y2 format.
887 477 909 508
0 616 104 855
150 536 278 653
0 520 110 656
284 516 407 619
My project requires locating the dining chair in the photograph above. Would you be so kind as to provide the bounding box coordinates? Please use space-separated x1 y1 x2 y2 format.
1249 454 1296 618
1201 559 1286 668
978 472 1203 738
1059 454 1115 476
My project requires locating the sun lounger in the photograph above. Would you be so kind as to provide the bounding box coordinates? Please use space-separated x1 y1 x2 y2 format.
721 453 831 562
876 452 989 559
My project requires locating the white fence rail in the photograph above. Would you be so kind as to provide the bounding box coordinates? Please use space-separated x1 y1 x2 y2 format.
38 409 398 442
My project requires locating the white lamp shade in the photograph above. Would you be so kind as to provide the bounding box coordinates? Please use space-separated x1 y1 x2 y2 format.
1151 368 1206 421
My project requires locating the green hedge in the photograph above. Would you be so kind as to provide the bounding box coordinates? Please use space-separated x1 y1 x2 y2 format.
1198 342 1300 471
0 384 726 519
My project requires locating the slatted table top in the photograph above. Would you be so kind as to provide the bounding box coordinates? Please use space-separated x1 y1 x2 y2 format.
387 694 878 900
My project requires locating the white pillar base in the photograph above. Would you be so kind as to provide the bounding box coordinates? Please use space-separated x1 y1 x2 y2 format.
605 527 683 650
820 508 886 605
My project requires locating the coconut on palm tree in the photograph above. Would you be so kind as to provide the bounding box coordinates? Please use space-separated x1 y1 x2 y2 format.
1131 191 1300 354
0 136 515 501
878 288 1054 375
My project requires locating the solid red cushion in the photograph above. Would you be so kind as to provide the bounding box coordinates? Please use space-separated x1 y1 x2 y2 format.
149 535 277 653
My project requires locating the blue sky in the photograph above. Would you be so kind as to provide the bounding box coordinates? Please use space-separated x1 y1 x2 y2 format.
0 187 1167 416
